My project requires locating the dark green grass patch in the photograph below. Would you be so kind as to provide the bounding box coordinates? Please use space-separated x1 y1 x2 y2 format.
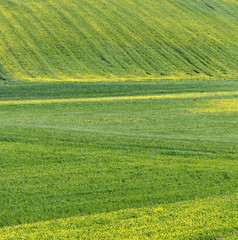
0 79 237 100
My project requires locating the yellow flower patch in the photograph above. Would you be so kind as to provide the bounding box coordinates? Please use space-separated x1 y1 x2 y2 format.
192 99 238 114
0 91 237 106
0 194 237 239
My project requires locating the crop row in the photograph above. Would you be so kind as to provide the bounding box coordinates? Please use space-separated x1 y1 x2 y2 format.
0 0 237 80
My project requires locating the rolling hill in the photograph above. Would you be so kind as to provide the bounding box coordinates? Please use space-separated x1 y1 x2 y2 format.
0 0 238 81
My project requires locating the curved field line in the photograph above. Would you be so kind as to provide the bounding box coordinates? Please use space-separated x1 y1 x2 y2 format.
0 91 237 105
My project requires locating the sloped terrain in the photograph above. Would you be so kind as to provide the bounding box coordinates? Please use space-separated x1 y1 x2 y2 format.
0 0 237 81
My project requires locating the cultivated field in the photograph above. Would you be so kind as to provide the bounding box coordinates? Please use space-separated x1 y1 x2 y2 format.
0 0 238 81
0 79 237 239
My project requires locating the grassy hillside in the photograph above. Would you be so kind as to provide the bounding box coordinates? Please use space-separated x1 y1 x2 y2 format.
0 0 238 81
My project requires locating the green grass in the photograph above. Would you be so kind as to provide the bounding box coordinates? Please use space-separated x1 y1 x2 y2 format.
0 78 237 100
0 80 237 239
0 0 237 81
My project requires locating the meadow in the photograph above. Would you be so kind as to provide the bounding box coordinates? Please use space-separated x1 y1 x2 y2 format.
0 79 237 239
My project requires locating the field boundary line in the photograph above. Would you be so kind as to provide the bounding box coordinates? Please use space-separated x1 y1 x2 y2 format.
0 91 238 105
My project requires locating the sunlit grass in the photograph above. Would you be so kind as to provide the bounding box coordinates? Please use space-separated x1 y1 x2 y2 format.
192 99 238 114
0 91 237 105
0 194 237 240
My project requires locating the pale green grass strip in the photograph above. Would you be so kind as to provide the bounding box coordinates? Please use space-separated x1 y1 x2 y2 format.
0 91 237 105
0 194 237 240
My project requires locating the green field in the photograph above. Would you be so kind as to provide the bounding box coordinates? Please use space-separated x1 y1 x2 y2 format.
0 79 238 239
0 0 238 81
1 0 238 239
